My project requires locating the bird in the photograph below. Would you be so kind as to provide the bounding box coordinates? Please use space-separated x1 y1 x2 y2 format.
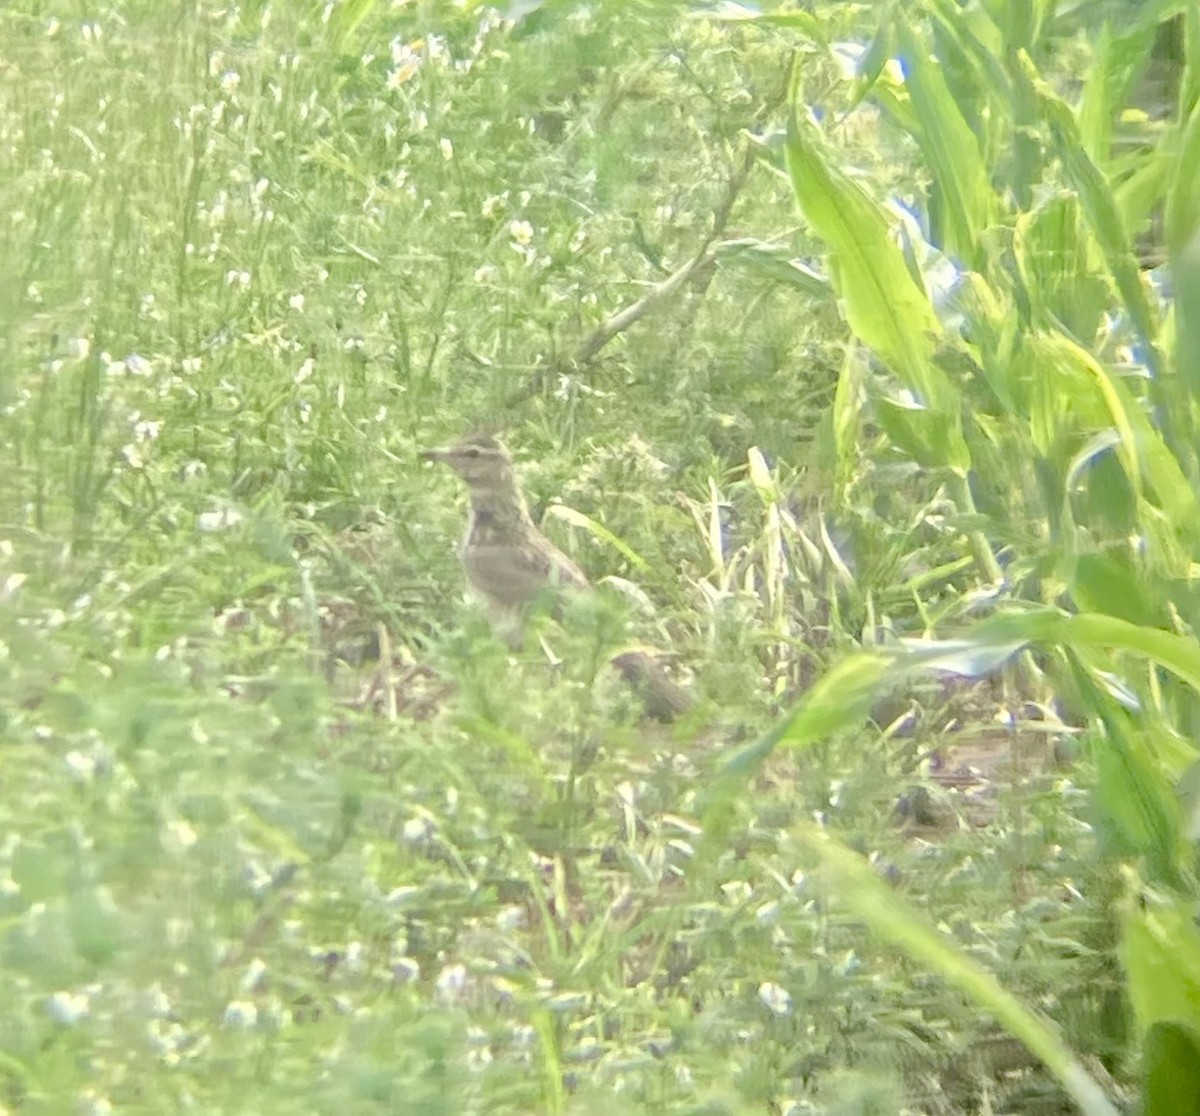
421 431 693 721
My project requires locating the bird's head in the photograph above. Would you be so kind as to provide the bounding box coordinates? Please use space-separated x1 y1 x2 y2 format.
421 431 521 501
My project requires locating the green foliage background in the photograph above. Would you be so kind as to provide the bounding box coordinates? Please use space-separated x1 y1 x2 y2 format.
1 1 1197 1113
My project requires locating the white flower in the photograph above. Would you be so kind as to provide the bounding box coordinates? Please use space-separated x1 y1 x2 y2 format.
495 906 525 932
439 137 454 161
288 293 304 311
78 1091 113 1116
402 814 436 845
64 751 97 781
197 508 244 532
481 193 505 218
508 219 534 245
758 981 793 1016
143 984 172 1017
344 941 366 973
390 36 419 66
388 61 418 88
48 990 90 1024
163 819 198 850
435 963 467 1004
239 958 267 994
223 1000 257 1028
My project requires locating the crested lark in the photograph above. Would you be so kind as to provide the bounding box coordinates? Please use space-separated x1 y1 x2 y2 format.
422 432 692 720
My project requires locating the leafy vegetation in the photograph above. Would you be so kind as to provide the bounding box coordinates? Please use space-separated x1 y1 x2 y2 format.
1 1 1197 1113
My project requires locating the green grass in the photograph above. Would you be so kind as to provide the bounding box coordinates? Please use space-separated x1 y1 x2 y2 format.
1 2 1196 1113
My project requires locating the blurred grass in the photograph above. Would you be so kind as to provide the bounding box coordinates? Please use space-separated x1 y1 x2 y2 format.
0 1 1191 1112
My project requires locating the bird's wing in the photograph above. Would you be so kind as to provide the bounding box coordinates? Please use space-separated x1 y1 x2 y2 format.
463 540 588 609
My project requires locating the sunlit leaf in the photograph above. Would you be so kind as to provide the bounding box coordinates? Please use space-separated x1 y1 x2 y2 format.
1166 102 1200 409
1016 51 1164 382
777 650 896 750
1123 888 1200 1038
784 109 970 474
715 239 834 301
1143 1021 1200 1116
894 18 994 268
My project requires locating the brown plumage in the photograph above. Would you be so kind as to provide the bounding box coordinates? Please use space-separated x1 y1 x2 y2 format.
422 432 692 720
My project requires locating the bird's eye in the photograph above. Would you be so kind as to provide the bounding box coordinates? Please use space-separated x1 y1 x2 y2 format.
464 446 481 457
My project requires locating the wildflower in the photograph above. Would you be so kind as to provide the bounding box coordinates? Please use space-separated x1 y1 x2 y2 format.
48 990 90 1024
758 981 793 1016
222 1000 257 1028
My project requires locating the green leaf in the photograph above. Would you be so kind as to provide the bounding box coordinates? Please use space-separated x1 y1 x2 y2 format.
714 239 833 301
1166 101 1200 408
1014 191 1109 339
697 4 824 37
1071 436 1137 539
777 651 896 749
783 109 970 473
1031 332 1200 554
1079 22 1157 165
1143 1021 1200 1116
1015 52 1164 382
1090 711 1185 885
894 19 994 268
1064 612 1200 696
848 12 898 110
1123 892 1200 1038
1071 552 1165 628
876 395 968 472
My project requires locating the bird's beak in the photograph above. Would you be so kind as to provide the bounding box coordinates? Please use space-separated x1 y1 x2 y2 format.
420 447 452 463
